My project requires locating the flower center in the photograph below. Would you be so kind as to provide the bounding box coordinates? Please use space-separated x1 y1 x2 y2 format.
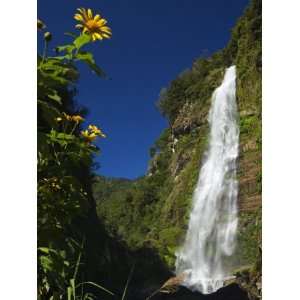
86 20 99 32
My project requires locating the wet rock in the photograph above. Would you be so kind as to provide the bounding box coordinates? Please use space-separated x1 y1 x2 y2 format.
148 284 249 300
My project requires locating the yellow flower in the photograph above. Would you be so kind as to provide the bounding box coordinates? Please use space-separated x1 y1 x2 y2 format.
72 115 84 123
74 8 112 42
88 125 100 134
81 130 97 142
81 124 106 143
88 125 106 137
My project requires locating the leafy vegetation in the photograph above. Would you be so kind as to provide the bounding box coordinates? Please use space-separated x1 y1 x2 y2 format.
37 10 117 300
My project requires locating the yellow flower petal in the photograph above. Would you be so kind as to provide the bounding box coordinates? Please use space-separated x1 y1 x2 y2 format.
93 33 101 40
81 8 88 20
101 26 112 34
74 14 83 21
94 14 101 22
89 133 97 140
96 19 107 26
87 9 93 19
77 8 87 19
102 33 111 39
81 130 89 138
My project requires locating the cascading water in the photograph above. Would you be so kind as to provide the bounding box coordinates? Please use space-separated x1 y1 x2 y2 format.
175 66 239 294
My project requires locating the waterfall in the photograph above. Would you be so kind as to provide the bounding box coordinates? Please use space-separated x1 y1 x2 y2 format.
175 66 239 294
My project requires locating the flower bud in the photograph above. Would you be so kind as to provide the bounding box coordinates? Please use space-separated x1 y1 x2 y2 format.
37 19 45 30
44 31 52 42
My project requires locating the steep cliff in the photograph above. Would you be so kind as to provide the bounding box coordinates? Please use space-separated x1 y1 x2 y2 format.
94 0 261 297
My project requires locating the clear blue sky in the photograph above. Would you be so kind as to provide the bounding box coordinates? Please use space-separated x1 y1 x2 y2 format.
38 0 249 179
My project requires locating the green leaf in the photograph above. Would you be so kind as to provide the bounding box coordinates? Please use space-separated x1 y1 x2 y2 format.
47 130 76 147
70 278 76 299
56 45 75 54
67 286 72 300
75 51 106 77
47 89 62 104
38 57 78 84
57 133 75 140
73 34 91 50
64 260 70 267
49 55 72 61
40 256 53 272
38 247 51 254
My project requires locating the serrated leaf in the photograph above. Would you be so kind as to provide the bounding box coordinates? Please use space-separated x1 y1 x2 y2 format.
76 51 106 77
56 45 75 54
40 256 53 272
49 55 69 61
57 133 75 140
48 90 62 104
38 247 50 254
73 34 91 50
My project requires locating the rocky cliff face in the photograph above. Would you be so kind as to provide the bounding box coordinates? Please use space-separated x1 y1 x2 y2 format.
94 0 261 298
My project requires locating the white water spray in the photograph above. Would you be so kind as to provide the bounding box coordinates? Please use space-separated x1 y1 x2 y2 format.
175 66 239 294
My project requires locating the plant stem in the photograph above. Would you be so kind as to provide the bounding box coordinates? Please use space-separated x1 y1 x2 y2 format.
121 263 135 300
41 40 48 65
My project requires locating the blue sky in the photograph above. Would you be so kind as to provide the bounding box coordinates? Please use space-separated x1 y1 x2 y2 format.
38 0 249 179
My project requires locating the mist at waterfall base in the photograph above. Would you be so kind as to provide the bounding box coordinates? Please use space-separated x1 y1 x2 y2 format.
175 66 239 294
